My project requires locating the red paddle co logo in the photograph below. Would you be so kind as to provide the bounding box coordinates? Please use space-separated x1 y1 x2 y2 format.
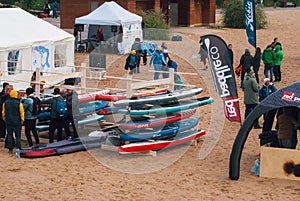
282 92 300 102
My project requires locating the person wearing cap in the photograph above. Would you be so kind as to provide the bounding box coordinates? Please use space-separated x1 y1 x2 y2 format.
23 87 40 147
259 78 277 132
63 86 80 139
125 50 138 74
242 70 262 129
259 78 277 102
149 46 167 80
41 88 64 143
239 48 253 88
131 38 142 73
0 82 9 141
2 90 24 155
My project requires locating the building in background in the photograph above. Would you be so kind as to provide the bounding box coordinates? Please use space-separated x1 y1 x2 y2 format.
60 0 216 29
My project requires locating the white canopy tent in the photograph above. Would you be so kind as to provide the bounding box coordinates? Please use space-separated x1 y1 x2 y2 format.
75 1 143 54
0 8 75 90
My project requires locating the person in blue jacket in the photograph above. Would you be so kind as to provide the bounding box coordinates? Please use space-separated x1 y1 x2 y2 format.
167 58 184 90
149 47 167 80
259 78 277 102
259 78 277 132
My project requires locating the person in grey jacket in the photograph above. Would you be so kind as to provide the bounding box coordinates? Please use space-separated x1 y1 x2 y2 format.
242 70 262 129
42 88 64 143
23 87 40 147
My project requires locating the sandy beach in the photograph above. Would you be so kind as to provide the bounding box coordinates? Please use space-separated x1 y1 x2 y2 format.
1 8 300 201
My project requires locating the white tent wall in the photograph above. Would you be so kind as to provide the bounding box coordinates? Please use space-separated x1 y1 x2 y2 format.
0 40 74 90
75 1 143 54
0 8 75 90
121 22 143 54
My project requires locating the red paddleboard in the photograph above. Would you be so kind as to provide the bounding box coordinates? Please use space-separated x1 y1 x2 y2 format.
118 130 205 153
78 90 110 103
20 148 57 158
95 87 169 101
119 109 196 129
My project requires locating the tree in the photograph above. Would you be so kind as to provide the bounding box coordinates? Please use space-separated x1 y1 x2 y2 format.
222 0 268 29
14 0 45 10
136 9 170 40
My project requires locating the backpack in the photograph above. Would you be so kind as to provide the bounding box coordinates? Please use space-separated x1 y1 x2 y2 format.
56 98 67 118
29 96 42 115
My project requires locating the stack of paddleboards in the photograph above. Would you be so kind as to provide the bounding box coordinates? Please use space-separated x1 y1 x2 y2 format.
96 88 214 153
95 87 170 125
96 87 169 115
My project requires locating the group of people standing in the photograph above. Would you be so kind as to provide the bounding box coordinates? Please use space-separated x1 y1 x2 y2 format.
239 39 300 149
240 38 283 129
124 38 147 74
124 39 184 90
239 37 283 88
0 82 79 157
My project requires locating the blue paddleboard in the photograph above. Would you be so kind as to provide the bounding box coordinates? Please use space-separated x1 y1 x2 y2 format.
113 88 203 107
119 117 199 142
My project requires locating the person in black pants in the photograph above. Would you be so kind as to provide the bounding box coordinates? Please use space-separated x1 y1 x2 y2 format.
240 48 254 88
42 88 64 143
23 88 40 147
253 47 262 84
0 82 9 141
131 38 142 73
63 86 80 139
2 90 24 155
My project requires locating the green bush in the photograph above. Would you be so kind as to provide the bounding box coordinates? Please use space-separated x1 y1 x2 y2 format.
137 9 170 40
222 0 268 29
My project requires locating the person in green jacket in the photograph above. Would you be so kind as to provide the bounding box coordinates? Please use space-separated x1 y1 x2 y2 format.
242 70 261 129
273 45 283 82
262 45 275 81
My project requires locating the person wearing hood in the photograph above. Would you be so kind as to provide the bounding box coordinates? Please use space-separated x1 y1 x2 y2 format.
262 45 275 81
125 50 138 75
63 86 80 139
240 48 253 88
2 90 24 155
243 70 261 129
273 45 283 82
23 87 40 147
41 88 64 143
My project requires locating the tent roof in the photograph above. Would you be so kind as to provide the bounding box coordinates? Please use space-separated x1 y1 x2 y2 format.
0 8 74 50
229 81 300 180
75 1 142 25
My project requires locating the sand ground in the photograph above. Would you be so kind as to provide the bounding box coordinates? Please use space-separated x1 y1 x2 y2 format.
1 8 300 201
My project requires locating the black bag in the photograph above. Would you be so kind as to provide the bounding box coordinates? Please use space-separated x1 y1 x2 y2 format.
259 130 279 147
30 97 42 115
